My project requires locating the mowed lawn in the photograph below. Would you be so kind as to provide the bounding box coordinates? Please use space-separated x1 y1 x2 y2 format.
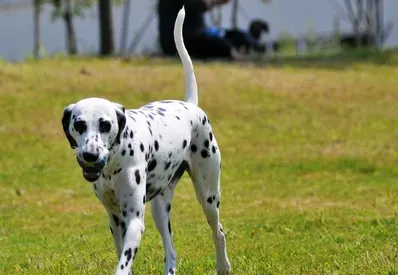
0 53 397 274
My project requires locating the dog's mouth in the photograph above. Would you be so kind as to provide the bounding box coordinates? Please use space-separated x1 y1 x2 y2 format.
77 156 108 182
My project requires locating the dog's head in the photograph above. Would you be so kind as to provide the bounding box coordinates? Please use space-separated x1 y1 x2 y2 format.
61 98 126 182
249 19 269 41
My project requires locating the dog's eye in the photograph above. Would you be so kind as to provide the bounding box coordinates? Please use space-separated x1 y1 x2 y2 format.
73 120 87 134
99 120 112 133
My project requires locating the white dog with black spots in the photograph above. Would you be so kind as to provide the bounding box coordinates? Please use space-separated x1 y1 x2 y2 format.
61 7 231 275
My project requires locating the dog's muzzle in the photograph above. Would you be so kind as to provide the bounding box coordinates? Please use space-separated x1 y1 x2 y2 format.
77 155 108 182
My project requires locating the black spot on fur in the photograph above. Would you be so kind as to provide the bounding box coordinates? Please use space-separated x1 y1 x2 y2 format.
209 132 213 141
168 220 171 234
130 131 134 139
175 116 180 120
128 143 131 149
112 215 120 226
182 140 187 149
122 210 127 217
130 149 134 156
121 221 126 237
169 160 188 184
212 146 216 154
166 203 171 213
191 144 197 153
136 211 140 217
202 116 207 125
148 160 157 172
207 196 213 204
120 264 124 270
140 143 144 152
201 150 209 158
148 127 153 136
113 168 123 175
135 170 141 184
217 201 220 208
154 140 159 151
204 139 209 148
124 248 133 262
121 149 126 156
133 247 138 259
169 268 175 275
164 161 171 170
143 195 146 204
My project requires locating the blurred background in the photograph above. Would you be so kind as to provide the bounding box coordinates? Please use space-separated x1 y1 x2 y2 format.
0 0 397 61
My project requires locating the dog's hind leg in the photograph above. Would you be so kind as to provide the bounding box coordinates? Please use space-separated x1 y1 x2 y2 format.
150 186 177 275
188 144 231 274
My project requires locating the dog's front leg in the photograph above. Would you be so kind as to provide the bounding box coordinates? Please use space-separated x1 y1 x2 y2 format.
114 166 146 275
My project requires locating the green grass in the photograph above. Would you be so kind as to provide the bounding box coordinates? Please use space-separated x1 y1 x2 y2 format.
1 52 398 274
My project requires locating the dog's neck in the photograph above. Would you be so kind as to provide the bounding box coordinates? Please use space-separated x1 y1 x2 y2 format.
102 142 124 176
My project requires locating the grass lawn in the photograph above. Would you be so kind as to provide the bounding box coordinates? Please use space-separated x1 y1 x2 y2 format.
0 51 397 274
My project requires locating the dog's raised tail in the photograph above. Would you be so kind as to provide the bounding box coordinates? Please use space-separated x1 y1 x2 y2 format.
174 6 198 106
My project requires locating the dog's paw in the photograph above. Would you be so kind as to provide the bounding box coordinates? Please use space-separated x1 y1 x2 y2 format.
217 259 231 275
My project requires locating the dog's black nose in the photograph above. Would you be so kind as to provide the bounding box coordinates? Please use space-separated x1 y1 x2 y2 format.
82 152 99 162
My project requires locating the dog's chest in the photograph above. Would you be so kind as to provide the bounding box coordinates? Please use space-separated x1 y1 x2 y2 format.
94 155 187 206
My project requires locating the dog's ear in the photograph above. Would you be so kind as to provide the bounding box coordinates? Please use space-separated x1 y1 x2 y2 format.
113 103 126 145
249 19 269 40
62 104 77 149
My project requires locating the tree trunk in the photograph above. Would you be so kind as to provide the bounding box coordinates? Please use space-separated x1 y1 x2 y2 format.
365 0 376 46
119 0 131 56
98 0 115 56
64 0 78 55
231 0 238 29
33 0 41 59
355 0 363 47
374 0 383 48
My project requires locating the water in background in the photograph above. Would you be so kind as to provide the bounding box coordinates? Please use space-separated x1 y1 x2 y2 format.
1 0 397 61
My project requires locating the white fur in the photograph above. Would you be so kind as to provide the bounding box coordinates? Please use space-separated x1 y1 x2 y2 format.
62 7 230 275
174 6 198 106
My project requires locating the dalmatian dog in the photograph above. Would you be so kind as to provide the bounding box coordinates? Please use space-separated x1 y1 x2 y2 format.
61 7 230 275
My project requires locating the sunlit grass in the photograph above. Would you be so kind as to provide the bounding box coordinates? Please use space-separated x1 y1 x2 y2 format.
0 53 397 274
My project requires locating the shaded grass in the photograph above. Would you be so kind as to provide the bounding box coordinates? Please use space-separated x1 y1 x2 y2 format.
259 48 398 70
0 52 398 274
